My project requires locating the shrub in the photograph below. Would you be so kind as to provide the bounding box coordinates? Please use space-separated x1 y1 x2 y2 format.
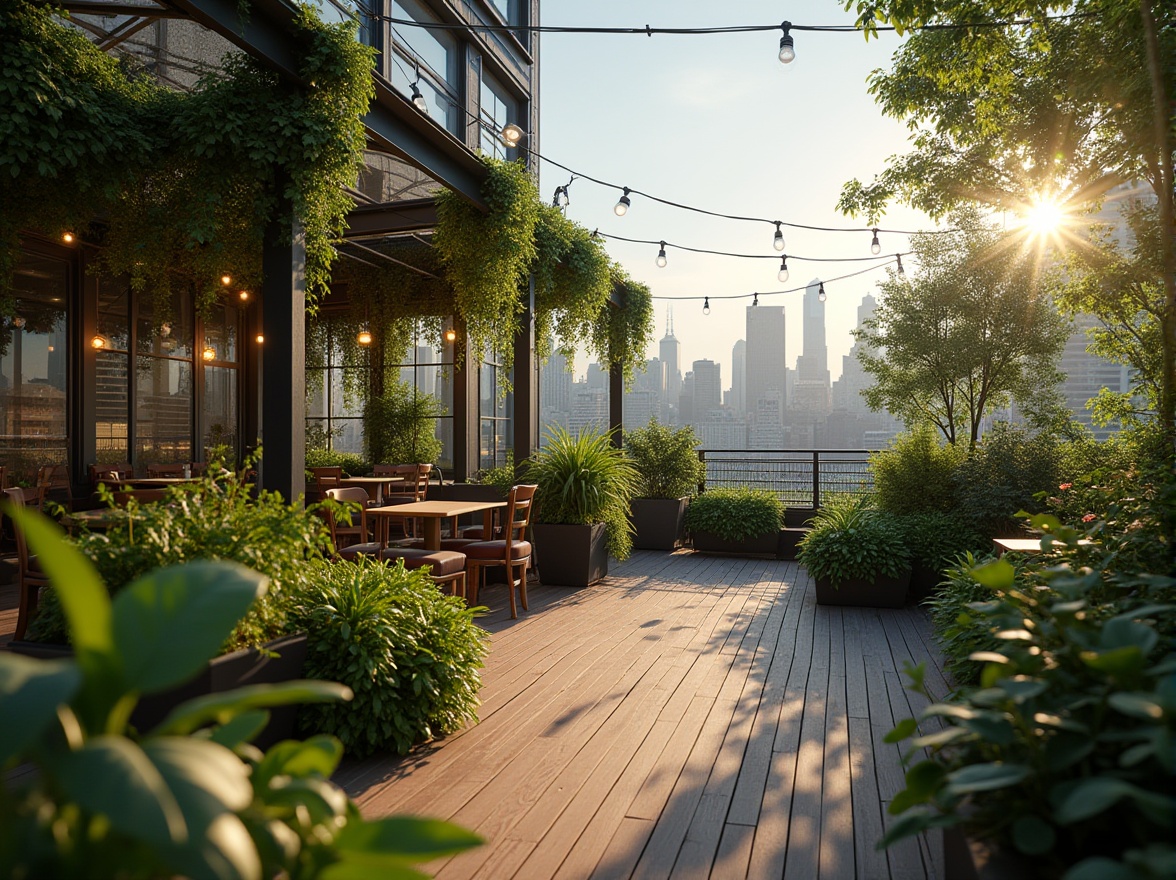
953 422 1060 536
899 511 987 572
684 487 782 543
475 456 516 496
871 424 966 515
306 446 369 476
527 427 639 561
28 455 332 651
364 377 444 465
926 551 1009 686
0 508 480 878
290 557 488 757
624 418 705 499
797 495 910 585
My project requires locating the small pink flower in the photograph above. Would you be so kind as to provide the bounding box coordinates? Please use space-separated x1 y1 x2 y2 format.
1082 513 1096 523
1059 483 1073 491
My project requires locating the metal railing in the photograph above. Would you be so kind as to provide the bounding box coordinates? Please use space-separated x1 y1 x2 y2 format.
696 449 879 509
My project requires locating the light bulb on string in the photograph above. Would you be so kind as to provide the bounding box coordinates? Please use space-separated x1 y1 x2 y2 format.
818 282 826 302
614 187 631 216
357 327 372 346
410 80 428 113
90 334 109 350
702 296 711 316
500 123 526 148
777 256 789 282
255 334 265 344
778 22 795 63
752 293 759 307
870 228 881 255
772 222 785 251
895 254 905 275
238 290 249 302
202 340 216 361
656 242 667 268
62 231 75 244
445 327 457 343
221 274 232 286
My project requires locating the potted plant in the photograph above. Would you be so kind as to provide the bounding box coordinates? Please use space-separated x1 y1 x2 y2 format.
624 419 705 550
684 487 783 557
899 511 986 603
797 496 911 607
0 506 481 877
527 427 638 588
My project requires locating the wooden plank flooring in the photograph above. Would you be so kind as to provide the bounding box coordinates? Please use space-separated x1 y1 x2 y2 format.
336 551 949 879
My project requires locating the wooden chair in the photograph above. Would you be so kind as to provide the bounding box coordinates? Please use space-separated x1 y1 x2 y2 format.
3 487 51 641
90 462 133 490
462 484 537 618
374 464 432 540
146 463 185 477
37 464 74 511
308 467 343 503
324 487 374 548
381 547 468 599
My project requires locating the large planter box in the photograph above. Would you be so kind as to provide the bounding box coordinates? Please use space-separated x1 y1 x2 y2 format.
690 529 778 558
784 507 818 529
943 826 1035 880
777 528 807 560
814 572 911 608
630 497 689 551
907 562 943 605
533 522 608 588
6 633 307 746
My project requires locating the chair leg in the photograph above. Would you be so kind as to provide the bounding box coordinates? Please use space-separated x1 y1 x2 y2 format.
467 562 480 606
519 560 529 611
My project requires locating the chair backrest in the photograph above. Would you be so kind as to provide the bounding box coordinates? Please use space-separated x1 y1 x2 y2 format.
322 487 370 549
146 463 185 477
309 466 343 489
90 462 133 487
377 464 430 501
3 487 39 574
0 465 6 490
504 484 538 544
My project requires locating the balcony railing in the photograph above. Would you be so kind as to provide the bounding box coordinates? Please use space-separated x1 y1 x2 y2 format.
696 449 879 509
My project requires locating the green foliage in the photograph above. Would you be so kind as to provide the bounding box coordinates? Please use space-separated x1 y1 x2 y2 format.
527 427 639 561
797 496 911 586
954 422 1060 536
871 424 967 515
880 512 1176 877
289 557 488 758
0 2 374 323
591 267 655 384
926 551 1012 686
683 487 783 543
28 454 332 651
0 508 480 878
624 418 705 499
899 511 986 571
475 457 516 497
855 209 1067 447
305 446 369 477
364 376 444 466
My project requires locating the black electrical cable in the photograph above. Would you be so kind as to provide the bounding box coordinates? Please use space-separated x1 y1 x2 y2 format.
597 231 912 262
649 257 904 301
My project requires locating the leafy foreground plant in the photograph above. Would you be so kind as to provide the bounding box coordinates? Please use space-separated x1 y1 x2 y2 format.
880 520 1176 879
290 557 489 758
0 507 481 879
682 487 782 543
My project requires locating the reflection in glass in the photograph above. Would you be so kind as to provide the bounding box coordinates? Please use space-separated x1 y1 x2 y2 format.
95 351 129 461
135 355 192 464
202 365 237 456
138 285 193 358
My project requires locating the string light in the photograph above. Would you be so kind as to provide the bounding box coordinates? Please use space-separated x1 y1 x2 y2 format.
357 327 373 346
895 253 905 275
656 241 668 268
202 340 216 361
648 255 902 304
615 187 632 216
238 290 249 301
870 228 881 255
752 293 759 306
256 333 265 344
778 256 789 282
410 79 428 112
773 222 785 251
702 296 711 315
818 282 827 302
500 123 526 148
62 231 75 244
221 274 232 286
778 22 795 63
445 327 457 342
90 334 109 349
596 230 907 265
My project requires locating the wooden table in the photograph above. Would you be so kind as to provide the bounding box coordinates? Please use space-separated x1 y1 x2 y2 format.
994 536 1090 556
120 477 201 488
65 508 139 532
339 475 404 504
368 500 506 551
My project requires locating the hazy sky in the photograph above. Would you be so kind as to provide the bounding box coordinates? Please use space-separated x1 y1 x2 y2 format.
536 0 941 387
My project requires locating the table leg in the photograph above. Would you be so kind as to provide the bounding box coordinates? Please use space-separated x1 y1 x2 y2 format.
482 508 496 540
423 517 442 551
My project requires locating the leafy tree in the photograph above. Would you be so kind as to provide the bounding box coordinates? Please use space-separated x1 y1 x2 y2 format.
363 376 444 465
837 0 1176 446
856 214 1067 447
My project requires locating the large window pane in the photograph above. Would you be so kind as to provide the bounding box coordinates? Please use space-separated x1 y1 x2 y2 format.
0 254 69 483
480 72 519 160
135 355 192 464
138 286 193 358
96 351 129 463
202 365 237 454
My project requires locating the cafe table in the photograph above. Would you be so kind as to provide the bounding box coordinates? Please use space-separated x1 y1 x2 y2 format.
993 536 1091 555
367 500 506 551
338 475 404 505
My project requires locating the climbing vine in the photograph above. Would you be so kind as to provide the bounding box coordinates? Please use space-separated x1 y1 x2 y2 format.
0 1 373 323
591 268 654 383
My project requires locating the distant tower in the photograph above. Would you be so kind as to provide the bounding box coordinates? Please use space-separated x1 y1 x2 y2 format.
691 359 722 416
745 304 786 447
659 305 682 422
731 339 746 417
792 279 831 418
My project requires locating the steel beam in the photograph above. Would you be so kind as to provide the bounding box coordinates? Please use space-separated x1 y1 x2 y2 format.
343 198 438 238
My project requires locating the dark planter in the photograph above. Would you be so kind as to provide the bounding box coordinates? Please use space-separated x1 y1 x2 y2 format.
943 826 1035 880
6 633 307 746
784 507 818 529
690 529 778 557
436 483 506 503
630 497 689 551
813 571 911 608
777 528 807 560
907 562 943 605
533 522 608 588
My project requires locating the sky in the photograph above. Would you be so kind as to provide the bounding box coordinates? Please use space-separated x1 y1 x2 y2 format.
535 0 941 388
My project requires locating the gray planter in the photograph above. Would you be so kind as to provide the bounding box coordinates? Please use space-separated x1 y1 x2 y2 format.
533 522 608 588
814 572 910 608
630 497 689 551
690 529 778 557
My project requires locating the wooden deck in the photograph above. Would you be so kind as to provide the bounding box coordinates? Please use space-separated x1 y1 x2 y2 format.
336 551 951 879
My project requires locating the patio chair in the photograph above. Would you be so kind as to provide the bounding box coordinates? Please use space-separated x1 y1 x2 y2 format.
308 466 343 503
380 547 468 599
324 487 374 548
461 484 537 618
36 464 75 512
89 462 133 490
3 487 51 641
374 463 432 541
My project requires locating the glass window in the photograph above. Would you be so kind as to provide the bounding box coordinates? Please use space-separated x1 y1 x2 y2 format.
479 71 519 160
478 351 512 470
393 331 454 469
135 355 192 465
306 324 368 456
391 0 460 134
0 254 69 484
96 276 130 463
202 365 238 454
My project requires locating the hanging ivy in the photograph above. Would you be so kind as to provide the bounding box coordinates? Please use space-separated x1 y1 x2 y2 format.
590 267 654 383
0 1 373 322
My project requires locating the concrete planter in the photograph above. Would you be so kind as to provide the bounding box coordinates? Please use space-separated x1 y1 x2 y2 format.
690 529 778 558
533 522 608 588
630 497 689 551
814 571 911 608
7 633 307 747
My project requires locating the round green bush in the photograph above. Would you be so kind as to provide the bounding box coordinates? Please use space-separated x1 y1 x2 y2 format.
683 487 782 542
898 511 987 571
797 496 910 585
870 424 966 516
290 557 488 757
624 418 705 499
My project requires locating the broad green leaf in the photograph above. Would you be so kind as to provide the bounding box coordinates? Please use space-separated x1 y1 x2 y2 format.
922 703 979 721
209 710 271 749
265 776 349 825
912 727 971 749
944 762 1031 795
968 651 1010 665
961 713 1015 746
1081 647 1146 676
999 676 1049 702
170 812 263 880
56 735 187 847
1063 857 1137 880
334 816 483 861
144 737 253 813
969 557 1015 590
113 561 269 694
903 760 946 798
0 654 80 763
1107 692 1164 721
1099 618 1158 655
1011 815 1056 856
7 505 112 658
1044 733 1095 772
1056 778 1137 824
884 718 918 743
876 807 954 849
153 681 351 737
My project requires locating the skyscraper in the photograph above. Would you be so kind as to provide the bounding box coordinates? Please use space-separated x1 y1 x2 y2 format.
792 279 831 418
730 339 746 417
658 306 682 423
691 359 722 417
745 304 786 441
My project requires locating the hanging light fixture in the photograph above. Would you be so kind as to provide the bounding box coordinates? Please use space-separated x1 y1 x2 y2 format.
12 316 25 329
410 79 428 113
772 222 785 251
778 256 789 282
778 22 795 63
256 333 265 344
500 122 526 148
357 326 373 346
221 274 232 286
90 333 110 350
656 241 668 268
238 290 249 302
870 228 881 255
817 282 826 302
62 231 75 244
702 296 711 315
895 253 905 275
202 339 216 361
614 187 632 216
445 327 457 343
752 293 759 307
159 322 171 338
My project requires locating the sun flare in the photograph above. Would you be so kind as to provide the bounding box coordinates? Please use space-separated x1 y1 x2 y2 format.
1022 198 1066 236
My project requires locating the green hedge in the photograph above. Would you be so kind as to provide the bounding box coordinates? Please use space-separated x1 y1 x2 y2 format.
683 487 782 542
